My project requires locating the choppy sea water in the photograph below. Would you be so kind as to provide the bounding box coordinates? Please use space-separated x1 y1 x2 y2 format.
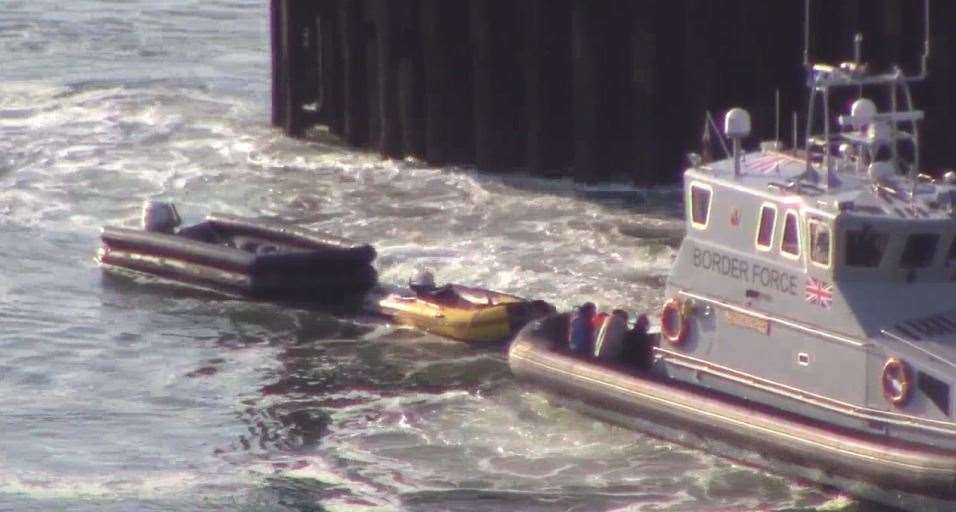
0 1 894 511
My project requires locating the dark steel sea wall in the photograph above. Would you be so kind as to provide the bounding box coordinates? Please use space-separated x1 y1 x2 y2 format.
269 0 956 182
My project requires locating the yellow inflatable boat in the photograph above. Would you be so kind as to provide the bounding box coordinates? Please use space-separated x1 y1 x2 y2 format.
378 286 554 343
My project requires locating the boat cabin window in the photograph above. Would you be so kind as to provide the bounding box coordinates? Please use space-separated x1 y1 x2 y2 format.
808 218 831 267
755 204 776 250
947 237 956 267
845 228 888 267
918 371 951 417
689 183 712 229
900 233 939 269
781 210 800 258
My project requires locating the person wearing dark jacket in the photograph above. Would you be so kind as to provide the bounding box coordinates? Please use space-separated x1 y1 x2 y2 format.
621 313 654 369
409 269 467 307
568 302 596 355
595 309 629 361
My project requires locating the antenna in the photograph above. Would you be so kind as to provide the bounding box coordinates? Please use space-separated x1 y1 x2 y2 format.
853 33 863 65
803 0 811 68
775 89 780 143
705 111 732 159
792 112 798 151
916 0 931 79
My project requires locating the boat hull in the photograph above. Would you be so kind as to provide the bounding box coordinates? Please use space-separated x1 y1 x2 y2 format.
509 314 956 511
378 290 553 343
98 213 377 302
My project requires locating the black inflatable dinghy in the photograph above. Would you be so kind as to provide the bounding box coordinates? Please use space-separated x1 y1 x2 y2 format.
98 212 377 301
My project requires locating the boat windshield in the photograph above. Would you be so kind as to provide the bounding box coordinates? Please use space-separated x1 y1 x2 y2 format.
900 233 939 269
947 237 956 267
808 218 831 267
845 228 888 267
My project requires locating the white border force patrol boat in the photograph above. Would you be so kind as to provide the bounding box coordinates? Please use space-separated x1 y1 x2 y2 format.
510 1 956 509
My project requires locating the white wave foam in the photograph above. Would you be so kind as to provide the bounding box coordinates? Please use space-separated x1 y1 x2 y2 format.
0 463 237 501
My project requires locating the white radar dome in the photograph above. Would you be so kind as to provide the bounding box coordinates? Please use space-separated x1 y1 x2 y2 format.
724 108 751 139
850 98 877 128
867 162 895 183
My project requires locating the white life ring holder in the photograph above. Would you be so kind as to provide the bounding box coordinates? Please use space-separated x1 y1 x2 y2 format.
881 357 913 407
661 298 689 346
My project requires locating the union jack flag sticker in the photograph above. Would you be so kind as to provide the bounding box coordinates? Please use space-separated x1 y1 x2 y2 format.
805 278 833 308
744 154 786 174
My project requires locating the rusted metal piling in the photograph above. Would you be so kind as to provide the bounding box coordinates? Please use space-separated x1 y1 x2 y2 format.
271 0 956 183
271 0 318 137
419 0 473 165
522 0 572 176
338 0 367 147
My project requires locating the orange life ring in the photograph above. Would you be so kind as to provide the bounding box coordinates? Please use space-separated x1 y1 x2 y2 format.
881 357 913 407
661 298 689 346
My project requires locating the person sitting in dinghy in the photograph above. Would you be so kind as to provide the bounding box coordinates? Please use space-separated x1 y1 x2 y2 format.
621 313 653 370
568 302 596 355
594 309 629 362
409 269 469 307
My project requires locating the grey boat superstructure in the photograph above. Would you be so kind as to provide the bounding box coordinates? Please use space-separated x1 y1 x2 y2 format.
661 0 956 454
511 0 956 508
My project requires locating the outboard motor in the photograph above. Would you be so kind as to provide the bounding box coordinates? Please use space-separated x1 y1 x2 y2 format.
409 268 437 293
141 200 181 234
